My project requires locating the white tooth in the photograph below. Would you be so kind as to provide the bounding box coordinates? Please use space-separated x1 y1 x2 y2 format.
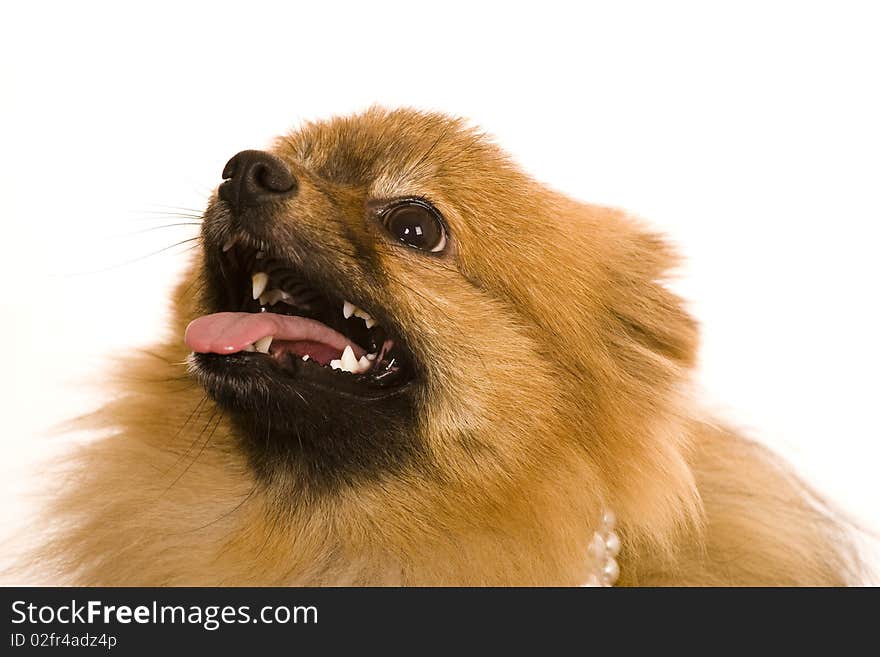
353 307 377 328
340 345 359 372
222 236 238 252
302 354 310 361
254 335 273 354
330 359 343 370
343 300 356 319
357 356 372 373
252 272 269 300
366 353 377 361
243 343 256 352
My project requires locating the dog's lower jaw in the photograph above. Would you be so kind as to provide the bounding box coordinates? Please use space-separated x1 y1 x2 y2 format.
191 366 422 495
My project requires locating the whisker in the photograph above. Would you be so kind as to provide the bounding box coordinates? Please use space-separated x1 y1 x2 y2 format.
64 237 203 276
174 483 260 535
161 408 224 494
161 397 212 476
176 275 206 303
141 204 208 215
121 223 204 236
131 210 204 218
254 504 284 562
169 395 208 442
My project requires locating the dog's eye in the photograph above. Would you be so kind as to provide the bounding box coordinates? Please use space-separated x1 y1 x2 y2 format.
380 201 447 253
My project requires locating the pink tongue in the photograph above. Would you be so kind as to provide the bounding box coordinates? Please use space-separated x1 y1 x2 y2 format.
185 312 364 358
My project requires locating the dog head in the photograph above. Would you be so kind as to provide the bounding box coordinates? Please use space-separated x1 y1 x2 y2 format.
185 108 699 542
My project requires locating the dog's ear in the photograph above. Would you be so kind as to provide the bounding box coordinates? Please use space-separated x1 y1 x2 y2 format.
606 229 698 370
496 199 698 374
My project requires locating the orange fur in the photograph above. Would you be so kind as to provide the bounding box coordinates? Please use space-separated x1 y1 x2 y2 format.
25 108 863 585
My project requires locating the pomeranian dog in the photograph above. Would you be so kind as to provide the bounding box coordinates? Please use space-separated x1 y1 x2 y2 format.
35 107 861 585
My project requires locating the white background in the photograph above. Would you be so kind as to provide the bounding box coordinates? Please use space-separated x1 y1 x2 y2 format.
2 1 878 578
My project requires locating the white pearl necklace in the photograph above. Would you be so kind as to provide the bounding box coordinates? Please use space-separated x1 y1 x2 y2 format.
581 509 621 587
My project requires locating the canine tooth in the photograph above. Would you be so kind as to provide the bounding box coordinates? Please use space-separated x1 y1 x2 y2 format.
352 307 377 329
222 236 238 252
331 346 366 372
302 354 310 361
340 345 359 372
252 272 269 300
254 335 273 354
343 300 356 319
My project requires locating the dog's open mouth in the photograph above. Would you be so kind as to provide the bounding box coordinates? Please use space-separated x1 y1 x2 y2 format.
186 234 414 396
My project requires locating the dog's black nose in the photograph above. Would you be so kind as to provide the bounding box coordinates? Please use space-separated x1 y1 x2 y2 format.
218 150 297 209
